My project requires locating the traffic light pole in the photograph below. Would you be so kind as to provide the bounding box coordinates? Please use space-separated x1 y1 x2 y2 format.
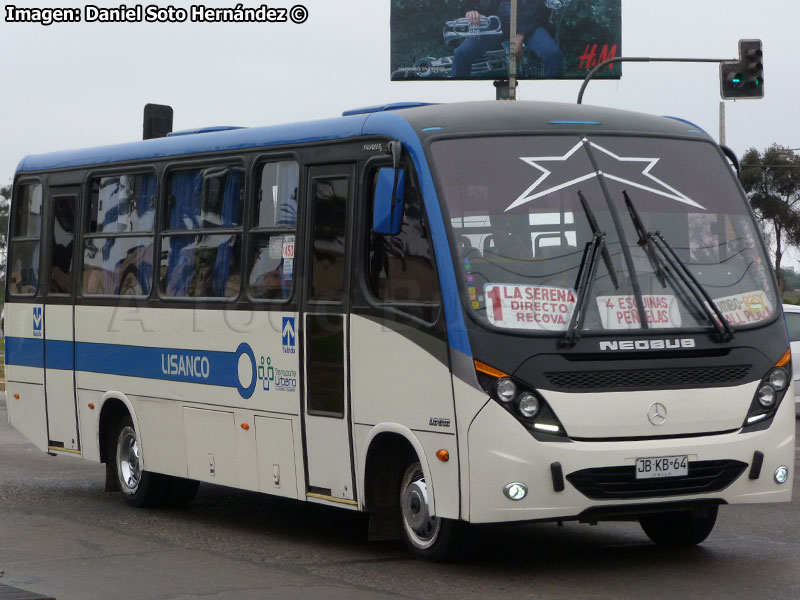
576 56 731 104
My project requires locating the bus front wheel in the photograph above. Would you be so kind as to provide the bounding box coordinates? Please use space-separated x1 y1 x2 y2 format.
639 506 718 547
399 462 461 561
111 415 173 508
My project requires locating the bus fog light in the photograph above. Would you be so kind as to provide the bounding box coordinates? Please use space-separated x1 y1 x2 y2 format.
768 368 789 391
495 379 517 403
757 384 776 408
503 482 528 501
775 466 789 484
517 393 540 418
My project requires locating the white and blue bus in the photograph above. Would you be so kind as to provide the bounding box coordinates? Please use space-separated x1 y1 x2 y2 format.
5 101 794 560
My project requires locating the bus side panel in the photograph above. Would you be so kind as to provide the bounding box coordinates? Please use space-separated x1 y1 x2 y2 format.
73 305 303 492
349 315 454 437
7 381 48 452
350 315 459 518
5 302 48 452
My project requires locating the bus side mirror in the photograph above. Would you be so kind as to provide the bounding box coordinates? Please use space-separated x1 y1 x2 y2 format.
373 167 406 235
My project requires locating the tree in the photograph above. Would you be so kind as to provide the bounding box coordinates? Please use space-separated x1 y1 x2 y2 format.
740 145 800 281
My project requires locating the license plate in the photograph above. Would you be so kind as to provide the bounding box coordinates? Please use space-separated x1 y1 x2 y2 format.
635 455 689 479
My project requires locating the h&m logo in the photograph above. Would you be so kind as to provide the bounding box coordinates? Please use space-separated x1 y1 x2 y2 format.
33 307 43 338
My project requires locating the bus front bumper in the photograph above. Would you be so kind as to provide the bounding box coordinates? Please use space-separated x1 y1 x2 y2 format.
466 397 795 524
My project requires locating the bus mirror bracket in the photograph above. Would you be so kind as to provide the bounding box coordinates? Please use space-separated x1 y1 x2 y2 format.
373 141 406 236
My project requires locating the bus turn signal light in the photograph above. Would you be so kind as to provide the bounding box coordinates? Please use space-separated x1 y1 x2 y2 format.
436 449 449 462
776 350 791 368
474 360 509 379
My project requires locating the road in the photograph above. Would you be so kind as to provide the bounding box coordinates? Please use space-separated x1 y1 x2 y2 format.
1 394 799 600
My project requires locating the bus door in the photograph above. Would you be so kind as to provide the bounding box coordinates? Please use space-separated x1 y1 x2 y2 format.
43 187 80 453
300 165 356 504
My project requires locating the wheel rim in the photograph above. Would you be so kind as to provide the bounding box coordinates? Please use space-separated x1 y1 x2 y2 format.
401 464 441 550
117 427 142 494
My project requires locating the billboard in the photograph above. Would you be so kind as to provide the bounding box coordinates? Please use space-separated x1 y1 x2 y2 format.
391 0 622 81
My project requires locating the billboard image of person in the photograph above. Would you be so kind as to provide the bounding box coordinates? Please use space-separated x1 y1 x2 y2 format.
391 0 621 81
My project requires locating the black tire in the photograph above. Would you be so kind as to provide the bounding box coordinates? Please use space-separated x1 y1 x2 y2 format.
399 462 463 562
639 506 718 547
110 415 173 508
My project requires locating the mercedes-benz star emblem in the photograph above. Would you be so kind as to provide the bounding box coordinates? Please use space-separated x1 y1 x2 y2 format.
647 403 668 426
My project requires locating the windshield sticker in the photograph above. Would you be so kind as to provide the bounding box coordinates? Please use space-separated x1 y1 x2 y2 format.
485 284 576 331
713 291 774 326
506 140 704 213
597 295 682 330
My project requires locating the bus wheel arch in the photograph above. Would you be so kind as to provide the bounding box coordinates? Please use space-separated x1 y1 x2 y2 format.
362 426 436 517
98 395 138 466
363 426 460 560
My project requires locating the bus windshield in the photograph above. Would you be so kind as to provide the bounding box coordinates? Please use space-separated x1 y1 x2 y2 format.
431 135 778 335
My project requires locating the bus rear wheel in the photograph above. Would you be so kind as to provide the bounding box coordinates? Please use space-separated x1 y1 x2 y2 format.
639 506 718 547
111 415 173 508
399 462 461 561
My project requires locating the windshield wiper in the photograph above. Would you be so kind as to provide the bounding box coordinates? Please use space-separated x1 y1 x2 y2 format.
624 191 666 288
562 231 606 347
579 191 619 290
582 139 650 332
648 231 735 341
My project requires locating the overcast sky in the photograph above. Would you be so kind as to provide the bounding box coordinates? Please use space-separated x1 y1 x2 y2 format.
1 0 797 183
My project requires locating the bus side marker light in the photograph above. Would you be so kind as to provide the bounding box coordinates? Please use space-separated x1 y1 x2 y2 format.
775 466 789 484
241 423 250 431
436 449 449 462
88 403 95 410
13 394 19 400
503 482 528 501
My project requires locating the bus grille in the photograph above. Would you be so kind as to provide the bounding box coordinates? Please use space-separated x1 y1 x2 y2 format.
566 460 748 500
544 365 752 390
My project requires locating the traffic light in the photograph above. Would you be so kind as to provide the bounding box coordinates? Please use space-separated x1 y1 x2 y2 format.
720 39 764 99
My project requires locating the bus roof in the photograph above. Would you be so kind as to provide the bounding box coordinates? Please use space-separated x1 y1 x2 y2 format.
15 101 713 174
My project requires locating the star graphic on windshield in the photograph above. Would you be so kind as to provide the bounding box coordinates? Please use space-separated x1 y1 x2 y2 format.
505 139 705 212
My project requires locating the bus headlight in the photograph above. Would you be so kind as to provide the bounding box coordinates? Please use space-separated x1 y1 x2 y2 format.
768 368 789 391
517 393 540 418
757 384 776 408
475 360 568 439
741 351 792 432
495 378 517 403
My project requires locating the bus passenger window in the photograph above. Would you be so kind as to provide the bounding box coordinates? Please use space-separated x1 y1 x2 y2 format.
161 167 244 298
49 196 76 295
310 177 348 301
8 182 43 296
367 168 438 304
257 161 298 227
248 160 299 301
83 174 156 297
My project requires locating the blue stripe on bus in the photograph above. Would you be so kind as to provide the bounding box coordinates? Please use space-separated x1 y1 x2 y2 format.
45 339 75 370
6 337 44 368
363 112 473 358
75 342 239 387
5 338 258 399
